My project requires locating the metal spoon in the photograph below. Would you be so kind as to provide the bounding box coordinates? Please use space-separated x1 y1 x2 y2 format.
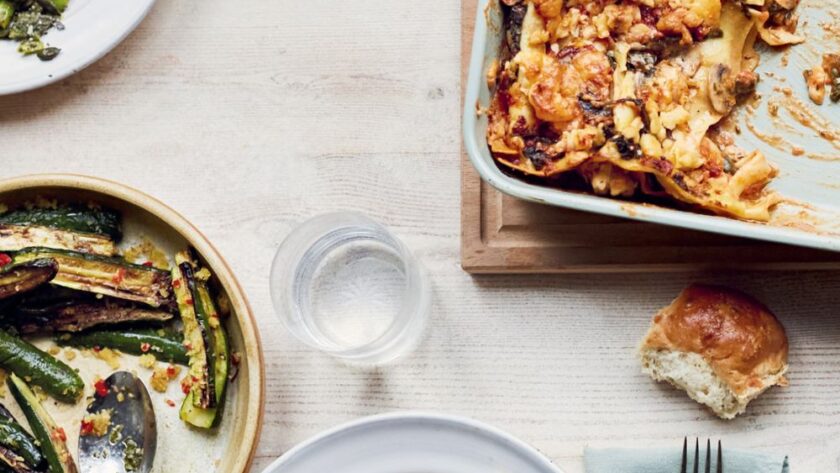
78 372 157 473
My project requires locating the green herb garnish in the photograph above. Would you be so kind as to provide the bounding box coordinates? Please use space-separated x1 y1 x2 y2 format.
1 1 65 61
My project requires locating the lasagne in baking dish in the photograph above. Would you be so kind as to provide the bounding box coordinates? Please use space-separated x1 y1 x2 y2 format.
486 0 804 221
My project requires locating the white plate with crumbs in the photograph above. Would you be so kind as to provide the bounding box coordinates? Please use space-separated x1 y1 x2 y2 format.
262 412 563 473
0 0 155 95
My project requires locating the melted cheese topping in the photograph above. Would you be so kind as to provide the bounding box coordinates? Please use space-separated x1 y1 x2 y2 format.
487 0 795 221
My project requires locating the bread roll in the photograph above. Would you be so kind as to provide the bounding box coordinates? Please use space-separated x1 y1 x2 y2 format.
639 284 789 419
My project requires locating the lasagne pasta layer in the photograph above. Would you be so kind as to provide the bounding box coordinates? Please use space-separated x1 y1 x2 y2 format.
487 0 803 221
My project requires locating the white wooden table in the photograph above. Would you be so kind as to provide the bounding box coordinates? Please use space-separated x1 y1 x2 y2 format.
2 1 840 471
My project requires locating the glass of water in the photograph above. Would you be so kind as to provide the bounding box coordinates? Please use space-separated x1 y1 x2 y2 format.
270 212 430 365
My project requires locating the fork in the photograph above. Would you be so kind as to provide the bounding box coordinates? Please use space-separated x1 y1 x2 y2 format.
680 437 723 473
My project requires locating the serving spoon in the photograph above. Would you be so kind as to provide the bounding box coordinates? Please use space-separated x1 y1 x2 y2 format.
78 371 157 473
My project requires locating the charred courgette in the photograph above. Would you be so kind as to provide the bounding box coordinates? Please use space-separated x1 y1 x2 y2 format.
11 248 173 309
15 302 173 334
173 250 229 428
0 404 44 470
172 252 214 411
7 285 172 334
0 224 115 256
56 328 188 365
0 206 120 241
7 374 77 473
0 258 57 301
0 444 37 473
0 330 83 403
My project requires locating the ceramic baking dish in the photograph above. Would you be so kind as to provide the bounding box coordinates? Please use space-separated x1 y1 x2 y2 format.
463 0 840 252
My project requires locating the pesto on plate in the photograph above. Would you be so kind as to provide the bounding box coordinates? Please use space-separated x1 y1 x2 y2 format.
0 0 68 61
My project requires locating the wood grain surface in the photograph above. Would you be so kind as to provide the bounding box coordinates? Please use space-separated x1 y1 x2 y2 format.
2 1 840 471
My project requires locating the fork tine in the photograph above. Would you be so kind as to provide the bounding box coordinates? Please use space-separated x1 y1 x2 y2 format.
680 437 688 473
705 439 711 473
717 440 723 473
693 438 699 473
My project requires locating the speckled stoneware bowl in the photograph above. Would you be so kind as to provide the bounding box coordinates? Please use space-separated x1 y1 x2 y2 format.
0 174 264 473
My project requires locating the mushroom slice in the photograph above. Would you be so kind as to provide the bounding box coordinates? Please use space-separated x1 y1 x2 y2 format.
708 64 737 114
748 9 805 46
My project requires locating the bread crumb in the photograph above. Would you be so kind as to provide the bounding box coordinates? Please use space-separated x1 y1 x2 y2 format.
64 348 77 361
81 409 112 437
123 237 169 269
195 267 212 281
32 385 47 402
94 348 121 370
138 354 157 369
150 364 180 393
48 346 61 356
26 197 59 210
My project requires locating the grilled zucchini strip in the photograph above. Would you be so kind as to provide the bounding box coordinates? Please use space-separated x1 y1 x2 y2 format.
0 207 120 241
0 330 84 403
0 405 44 470
12 248 173 309
7 374 77 473
57 329 188 365
0 224 115 256
172 251 214 412
0 259 57 301
174 250 230 428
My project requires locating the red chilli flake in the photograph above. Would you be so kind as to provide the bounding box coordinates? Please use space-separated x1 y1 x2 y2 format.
185 298 194 306
111 268 127 285
172 280 181 289
180 376 193 394
166 399 176 407
53 427 67 442
0 253 11 267
92 345 102 353
80 420 94 436
142 261 154 267
140 342 151 353
94 379 108 397
166 365 177 378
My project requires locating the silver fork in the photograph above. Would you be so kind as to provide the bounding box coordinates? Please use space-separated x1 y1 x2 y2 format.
680 437 723 473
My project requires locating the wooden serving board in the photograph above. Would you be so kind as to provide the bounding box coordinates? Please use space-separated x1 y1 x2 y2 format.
460 0 840 273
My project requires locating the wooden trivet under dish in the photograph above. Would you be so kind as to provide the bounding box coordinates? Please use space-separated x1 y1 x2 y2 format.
459 0 840 273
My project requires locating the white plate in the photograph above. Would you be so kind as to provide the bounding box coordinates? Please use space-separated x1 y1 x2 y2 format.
262 412 563 473
464 0 840 252
0 0 155 95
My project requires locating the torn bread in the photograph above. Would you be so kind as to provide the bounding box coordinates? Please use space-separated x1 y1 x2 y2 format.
639 284 789 419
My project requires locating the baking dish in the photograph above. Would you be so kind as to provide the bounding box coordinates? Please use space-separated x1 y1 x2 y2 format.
463 0 840 252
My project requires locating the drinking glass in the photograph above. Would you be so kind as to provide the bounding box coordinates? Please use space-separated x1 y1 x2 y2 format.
270 212 430 365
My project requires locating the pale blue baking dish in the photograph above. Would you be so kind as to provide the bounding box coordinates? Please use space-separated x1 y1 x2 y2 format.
463 0 840 252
